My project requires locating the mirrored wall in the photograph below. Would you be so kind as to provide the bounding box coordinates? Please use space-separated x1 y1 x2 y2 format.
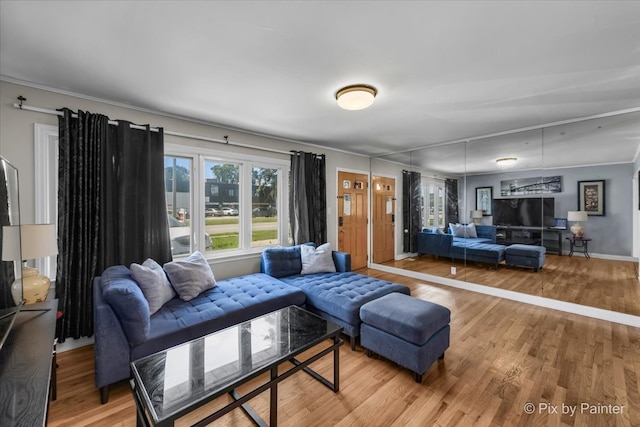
371 110 640 317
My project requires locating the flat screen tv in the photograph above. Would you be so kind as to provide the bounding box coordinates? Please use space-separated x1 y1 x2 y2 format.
0 157 22 350
492 197 555 228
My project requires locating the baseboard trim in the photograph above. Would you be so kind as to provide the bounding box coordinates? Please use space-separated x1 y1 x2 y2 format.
588 253 638 262
57 336 94 353
370 263 640 328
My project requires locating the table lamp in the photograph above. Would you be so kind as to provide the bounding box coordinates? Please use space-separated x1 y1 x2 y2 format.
17 224 57 305
567 211 588 237
471 210 483 225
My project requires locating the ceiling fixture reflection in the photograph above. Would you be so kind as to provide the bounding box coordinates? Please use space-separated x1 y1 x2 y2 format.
335 84 377 110
496 157 518 166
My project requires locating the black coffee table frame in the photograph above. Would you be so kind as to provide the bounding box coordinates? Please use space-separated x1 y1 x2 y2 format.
130 307 343 427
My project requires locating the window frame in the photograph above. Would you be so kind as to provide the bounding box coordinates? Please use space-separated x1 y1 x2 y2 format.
165 143 290 260
421 177 446 229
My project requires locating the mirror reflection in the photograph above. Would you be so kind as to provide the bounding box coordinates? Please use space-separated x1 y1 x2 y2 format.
372 111 640 317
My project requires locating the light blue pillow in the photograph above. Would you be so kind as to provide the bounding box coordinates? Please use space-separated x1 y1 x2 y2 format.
130 258 176 314
301 243 337 275
449 223 478 238
163 251 216 301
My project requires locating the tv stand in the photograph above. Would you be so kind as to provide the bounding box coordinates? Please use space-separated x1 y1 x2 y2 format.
495 226 564 255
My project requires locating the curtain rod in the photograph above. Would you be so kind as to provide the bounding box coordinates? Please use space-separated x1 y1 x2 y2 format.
12 101 293 156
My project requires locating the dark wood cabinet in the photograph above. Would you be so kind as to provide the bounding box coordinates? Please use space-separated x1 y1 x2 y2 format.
496 226 564 255
0 299 57 427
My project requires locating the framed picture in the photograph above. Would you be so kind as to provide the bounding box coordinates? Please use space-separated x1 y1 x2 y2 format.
476 186 493 216
578 180 605 216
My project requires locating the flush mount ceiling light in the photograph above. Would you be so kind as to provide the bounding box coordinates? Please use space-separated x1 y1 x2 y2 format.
335 84 377 110
496 157 518 166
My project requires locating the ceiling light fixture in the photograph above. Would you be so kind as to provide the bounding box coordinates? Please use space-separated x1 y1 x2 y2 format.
335 84 377 110
496 157 518 166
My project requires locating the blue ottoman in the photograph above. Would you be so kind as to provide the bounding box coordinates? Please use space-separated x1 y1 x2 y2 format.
359 293 451 383
505 244 546 272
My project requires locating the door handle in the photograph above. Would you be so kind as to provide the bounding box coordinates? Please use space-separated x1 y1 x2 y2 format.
339 217 343 226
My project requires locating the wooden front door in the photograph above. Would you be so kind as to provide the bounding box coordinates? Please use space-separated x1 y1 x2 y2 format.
337 171 368 270
372 176 395 263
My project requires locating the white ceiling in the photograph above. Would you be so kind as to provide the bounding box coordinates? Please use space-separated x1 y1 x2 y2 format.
1 1 639 173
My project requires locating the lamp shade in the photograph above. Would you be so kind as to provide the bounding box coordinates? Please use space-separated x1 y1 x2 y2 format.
20 224 57 260
2 225 21 261
567 211 588 222
471 210 484 219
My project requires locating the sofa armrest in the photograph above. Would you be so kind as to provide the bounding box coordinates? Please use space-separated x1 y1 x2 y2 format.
93 276 131 392
476 225 497 243
332 251 351 272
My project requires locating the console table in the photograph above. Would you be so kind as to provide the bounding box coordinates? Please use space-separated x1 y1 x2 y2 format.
496 226 564 255
0 299 57 427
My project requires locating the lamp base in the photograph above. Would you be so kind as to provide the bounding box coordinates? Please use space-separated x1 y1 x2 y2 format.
570 223 585 238
12 267 50 305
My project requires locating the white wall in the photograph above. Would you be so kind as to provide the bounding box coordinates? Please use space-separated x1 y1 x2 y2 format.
0 81 369 279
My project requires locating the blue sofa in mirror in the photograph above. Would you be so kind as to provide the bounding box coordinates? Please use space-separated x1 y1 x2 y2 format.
417 224 506 268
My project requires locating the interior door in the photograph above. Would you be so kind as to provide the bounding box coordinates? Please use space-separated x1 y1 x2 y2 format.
372 176 395 263
337 171 368 270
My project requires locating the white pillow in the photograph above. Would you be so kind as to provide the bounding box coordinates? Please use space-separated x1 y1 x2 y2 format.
130 258 176 314
449 223 478 238
163 251 216 301
301 243 337 275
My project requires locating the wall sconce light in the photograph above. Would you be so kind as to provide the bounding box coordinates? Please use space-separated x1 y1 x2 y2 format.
335 84 377 110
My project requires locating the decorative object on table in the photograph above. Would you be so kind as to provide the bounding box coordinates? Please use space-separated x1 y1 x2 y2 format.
470 210 483 225
567 211 588 237
500 176 562 196
475 186 493 215
15 224 57 305
577 179 605 216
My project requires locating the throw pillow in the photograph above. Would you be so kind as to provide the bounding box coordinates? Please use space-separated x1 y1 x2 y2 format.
449 223 478 238
301 243 337 275
423 226 444 235
163 251 216 301
130 258 176 314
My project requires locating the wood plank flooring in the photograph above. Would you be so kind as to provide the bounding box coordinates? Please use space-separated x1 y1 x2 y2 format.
382 254 640 316
48 269 640 426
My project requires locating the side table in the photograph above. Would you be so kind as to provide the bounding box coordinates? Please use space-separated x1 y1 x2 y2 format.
566 236 592 259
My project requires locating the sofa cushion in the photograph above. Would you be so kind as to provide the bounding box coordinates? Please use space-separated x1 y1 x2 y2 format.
279 272 410 325
164 251 216 301
131 273 306 359
452 237 493 245
301 243 336 275
261 246 303 278
130 258 176 314
100 265 150 346
451 241 506 261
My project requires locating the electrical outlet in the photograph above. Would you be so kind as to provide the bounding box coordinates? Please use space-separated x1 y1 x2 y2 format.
451 266 457 275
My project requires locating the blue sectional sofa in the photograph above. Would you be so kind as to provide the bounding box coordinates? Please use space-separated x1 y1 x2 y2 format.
261 246 410 350
417 224 506 267
93 245 409 403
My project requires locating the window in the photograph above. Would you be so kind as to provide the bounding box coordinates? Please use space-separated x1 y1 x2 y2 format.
421 179 446 228
165 144 289 258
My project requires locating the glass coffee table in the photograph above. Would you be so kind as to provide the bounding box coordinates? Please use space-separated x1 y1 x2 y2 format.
130 305 343 426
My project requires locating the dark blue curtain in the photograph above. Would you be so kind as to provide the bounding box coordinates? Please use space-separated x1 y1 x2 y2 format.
402 170 422 253
289 151 326 245
56 109 171 341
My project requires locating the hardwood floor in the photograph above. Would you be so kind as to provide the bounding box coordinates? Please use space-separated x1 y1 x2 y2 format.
48 269 640 426
382 254 640 316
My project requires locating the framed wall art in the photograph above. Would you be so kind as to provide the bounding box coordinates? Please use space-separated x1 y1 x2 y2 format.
578 179 605 216
476 186 493 216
